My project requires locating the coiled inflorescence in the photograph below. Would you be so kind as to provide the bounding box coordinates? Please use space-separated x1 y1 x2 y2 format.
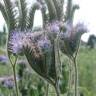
8 30 25 55
59 22 87 56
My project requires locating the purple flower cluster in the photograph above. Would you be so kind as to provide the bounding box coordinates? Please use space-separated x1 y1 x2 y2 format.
7 22 87 57
8 29 45 56
50 22 60 33
58 21 73 41
59 21 87 40
59 21 87 56
8 30 25 55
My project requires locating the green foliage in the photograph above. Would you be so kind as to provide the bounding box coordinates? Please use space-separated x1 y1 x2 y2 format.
0 32 6 46
17 62 45 96
59 64 69 94
77 48 96 96
24 43 56 86
0 48 96 96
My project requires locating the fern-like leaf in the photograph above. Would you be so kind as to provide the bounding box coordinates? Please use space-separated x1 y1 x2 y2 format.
37 0 48 27
3 0 16 31
44 0 57 21
0 2 8 24
71 4 79 23
53 0 64 20
24 33 56 85
17 0 27 31
27 3 40 29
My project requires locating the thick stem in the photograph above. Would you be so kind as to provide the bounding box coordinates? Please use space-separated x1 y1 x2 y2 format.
54 40 60 96
9 56 19 96
46 83 49 96
67 57 75 96
68 61 72 96
13 66 19 96
55 83 60 96
73 40 80 96
73 58 78 96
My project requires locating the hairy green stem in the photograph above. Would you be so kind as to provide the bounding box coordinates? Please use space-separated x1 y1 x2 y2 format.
73 58 78 96
46 83 49 96
67 60 72 96
55 82 60 96
54 40 60 96
13 65 19 96
73 39 81 96
9 56 19 96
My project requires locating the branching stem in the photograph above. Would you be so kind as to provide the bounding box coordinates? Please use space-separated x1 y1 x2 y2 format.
9 56 19 96
73 57 78 96
46 83 49 96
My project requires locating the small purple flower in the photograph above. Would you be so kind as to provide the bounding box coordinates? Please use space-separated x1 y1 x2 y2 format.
38 37 52 53
0 55 8 64
64 21 73 32
2 79 14 89
59 22 87 40
59 31 71 40
45 21 60 40
74 23 87 34
50 23 60 33
58 21 73 41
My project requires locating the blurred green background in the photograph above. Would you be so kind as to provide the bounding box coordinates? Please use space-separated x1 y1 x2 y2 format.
0 45 96 96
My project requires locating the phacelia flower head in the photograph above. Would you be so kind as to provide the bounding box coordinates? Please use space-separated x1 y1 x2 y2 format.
59 21 87 57
59 20 73 39
45 21 60 40
8 30 25 55
8 30 42 56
